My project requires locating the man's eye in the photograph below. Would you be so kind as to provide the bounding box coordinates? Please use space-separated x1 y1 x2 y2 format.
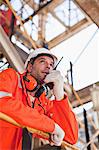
40 60 45 63
50 63 54 68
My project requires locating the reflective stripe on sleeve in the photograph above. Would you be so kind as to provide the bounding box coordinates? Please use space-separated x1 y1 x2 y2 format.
0 91 12 98
16 73 22 89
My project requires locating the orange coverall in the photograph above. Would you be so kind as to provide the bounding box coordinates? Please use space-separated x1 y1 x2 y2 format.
0 68 78 150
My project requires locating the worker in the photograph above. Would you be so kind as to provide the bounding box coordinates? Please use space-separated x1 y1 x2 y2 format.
0 48 78 150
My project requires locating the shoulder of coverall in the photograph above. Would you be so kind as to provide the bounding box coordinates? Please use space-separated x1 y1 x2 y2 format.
0 68 22 89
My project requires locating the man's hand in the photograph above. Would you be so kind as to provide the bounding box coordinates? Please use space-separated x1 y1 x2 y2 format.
44 70 64 100
50 123 65 146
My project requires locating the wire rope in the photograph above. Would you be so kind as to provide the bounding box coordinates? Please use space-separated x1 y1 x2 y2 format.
73 27 99 65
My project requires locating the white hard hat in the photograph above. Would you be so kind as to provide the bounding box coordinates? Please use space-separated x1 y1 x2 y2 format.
24 48 58 68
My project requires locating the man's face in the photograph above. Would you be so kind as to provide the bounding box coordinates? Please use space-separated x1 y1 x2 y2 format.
28 55 54 83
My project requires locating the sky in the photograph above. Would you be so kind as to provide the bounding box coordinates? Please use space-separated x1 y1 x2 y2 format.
51 24 99 90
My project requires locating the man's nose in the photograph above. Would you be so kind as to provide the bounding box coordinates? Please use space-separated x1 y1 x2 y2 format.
46 63 51 69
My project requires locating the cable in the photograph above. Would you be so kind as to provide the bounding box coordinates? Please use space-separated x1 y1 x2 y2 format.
73 27 99 65
68 0 71 27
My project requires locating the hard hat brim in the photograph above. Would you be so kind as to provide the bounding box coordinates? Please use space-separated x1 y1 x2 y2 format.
24 48 58 69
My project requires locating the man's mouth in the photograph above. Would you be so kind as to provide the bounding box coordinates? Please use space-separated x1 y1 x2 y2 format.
42 72 49 75
42 72 49 78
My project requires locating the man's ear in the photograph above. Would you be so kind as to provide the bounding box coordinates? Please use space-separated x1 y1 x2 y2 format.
27 63 33 73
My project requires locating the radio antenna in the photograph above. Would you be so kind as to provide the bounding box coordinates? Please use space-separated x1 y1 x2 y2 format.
54 56 63 70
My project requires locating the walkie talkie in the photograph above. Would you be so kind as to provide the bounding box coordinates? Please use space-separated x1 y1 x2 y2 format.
46 56 63 89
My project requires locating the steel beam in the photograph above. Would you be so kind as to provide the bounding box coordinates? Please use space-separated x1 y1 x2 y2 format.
0 25 24 73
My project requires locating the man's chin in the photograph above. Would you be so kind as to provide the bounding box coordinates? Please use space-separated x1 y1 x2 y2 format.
38 78 45 84
40 77 45 84
38 74 47 84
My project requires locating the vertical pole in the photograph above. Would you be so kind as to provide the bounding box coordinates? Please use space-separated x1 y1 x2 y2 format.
70 61 73 89
83 108 91 150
